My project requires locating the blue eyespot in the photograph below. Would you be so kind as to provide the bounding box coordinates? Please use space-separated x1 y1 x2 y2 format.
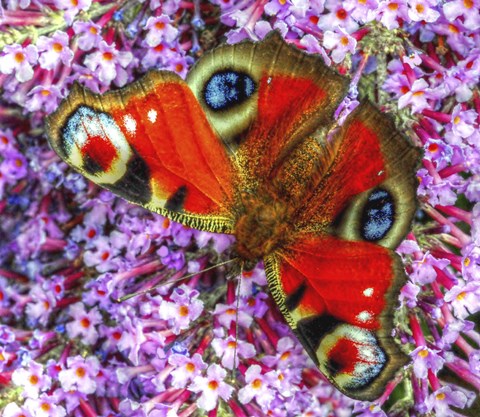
203 70 255 111
361 189 394 241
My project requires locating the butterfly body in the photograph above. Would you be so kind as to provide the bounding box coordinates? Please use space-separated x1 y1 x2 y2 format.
46 32 419 400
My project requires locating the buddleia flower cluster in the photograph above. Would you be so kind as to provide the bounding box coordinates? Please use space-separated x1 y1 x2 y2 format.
0 1 479 416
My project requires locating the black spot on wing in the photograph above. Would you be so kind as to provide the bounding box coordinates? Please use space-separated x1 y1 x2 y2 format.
285 282 306 311
165 185 187 211
82 154 103 175
296 315 342 365
103 148 151 205
361 189 394 241
203 70 255 111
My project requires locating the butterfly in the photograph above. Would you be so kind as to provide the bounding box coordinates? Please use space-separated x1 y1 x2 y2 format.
45 32 419 401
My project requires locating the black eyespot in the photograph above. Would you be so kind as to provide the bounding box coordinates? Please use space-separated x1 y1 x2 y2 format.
203 70 255 111
361 189 394 241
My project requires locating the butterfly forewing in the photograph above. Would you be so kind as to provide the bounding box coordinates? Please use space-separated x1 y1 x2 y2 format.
46 71 238 233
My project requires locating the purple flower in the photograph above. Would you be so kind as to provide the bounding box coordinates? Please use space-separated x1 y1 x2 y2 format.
411 346 445 378
168 352 207 388
425 386 469 415
0 44 38 82
144 15 179 47
238 364 275 410
11 361 52 399
65 302 102 344
158 284 203 333
2 403 34 417
72 20 102 51
445 282 480 319
37 31 74 70
190 364 233 411
407 0 440 23
58 355 100 394
398 78 431 113
55 0 92 24
84 41 133 86
212 335 256 369
443 0 480 31
323 27 357 63
25 84 63 113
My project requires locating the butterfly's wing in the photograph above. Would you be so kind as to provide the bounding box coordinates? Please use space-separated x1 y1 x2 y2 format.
46 33 347 233
186 31 349 189
265 102 419 400
46 71 239 233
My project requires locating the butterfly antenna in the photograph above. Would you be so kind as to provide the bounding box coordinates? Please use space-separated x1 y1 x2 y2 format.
116 257 238 302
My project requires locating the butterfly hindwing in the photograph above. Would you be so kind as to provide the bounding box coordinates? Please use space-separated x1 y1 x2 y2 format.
46 71 239 233
265 236 409 400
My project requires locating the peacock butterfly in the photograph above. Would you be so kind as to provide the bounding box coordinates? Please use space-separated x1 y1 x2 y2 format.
45 32 419 400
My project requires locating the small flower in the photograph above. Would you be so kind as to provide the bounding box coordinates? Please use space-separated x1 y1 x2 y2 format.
158 284 203 333
411 346 445 378
238 364 275 410
144 15 179 47
11 361 52 399
212 335 256 369
190 364 233 411
65 302 102 344
398 78 431 113
84 41 133 86
2 403 34 417
407 0 440 23
425 386 469 415
37 31 74 70
445 282 480 319
72 20 102 51
323 28 357 63
0 44 38 82
168 352 207 388
58 355 100 395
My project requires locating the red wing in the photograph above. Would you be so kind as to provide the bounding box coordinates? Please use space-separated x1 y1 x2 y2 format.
186 32 349 187
46 71 238 233
265 235 409 400
295 102 419 247
263 102 419 400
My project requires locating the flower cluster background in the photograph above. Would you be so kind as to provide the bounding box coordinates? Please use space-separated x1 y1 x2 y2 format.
0 0 479 416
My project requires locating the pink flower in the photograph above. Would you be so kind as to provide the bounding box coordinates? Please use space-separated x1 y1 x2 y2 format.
0 44 38 82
